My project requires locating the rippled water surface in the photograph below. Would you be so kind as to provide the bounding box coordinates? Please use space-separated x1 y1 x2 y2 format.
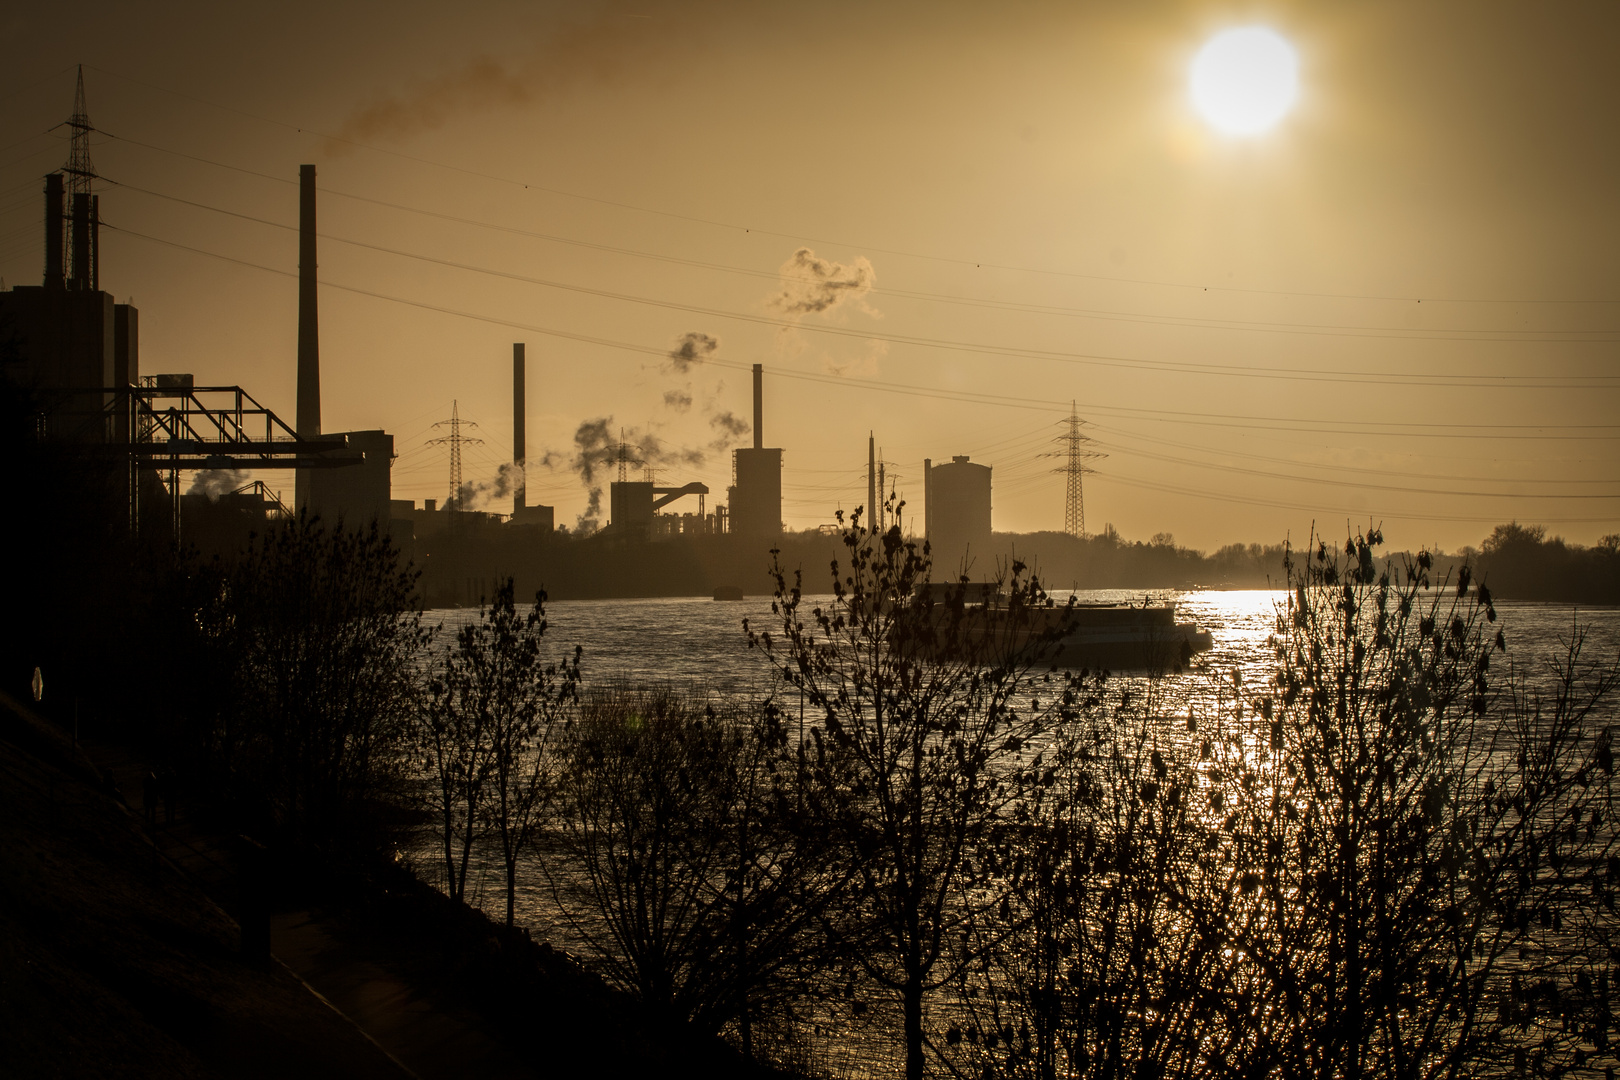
426 589 1617 703
415 590 1620 1075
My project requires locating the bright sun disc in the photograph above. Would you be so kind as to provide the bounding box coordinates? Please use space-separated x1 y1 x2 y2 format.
1190 27 1299 136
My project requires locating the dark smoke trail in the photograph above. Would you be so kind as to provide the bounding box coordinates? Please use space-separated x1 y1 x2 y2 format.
667 331 719 373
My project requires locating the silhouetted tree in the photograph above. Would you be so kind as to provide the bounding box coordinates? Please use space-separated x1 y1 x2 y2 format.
554 691 838 1042
942 529 1620 1080
419 579 577 921
227 512 426 853
1201 532 1620 1078
749 503 1078 1080
947 671 1244 1080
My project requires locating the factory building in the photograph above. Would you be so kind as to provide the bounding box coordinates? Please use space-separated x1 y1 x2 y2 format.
925 455 993 579
727 364 782 537
610 481 656 538
608 479 711 541
305 429 394 527
6 78 374 545
511 504 555 530
0 172 140 441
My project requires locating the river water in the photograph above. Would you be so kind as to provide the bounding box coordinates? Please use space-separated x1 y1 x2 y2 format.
425 588 1619 716
414 589 1620 1076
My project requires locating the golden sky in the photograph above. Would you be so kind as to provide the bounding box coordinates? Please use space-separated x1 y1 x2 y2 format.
2 0 1615 550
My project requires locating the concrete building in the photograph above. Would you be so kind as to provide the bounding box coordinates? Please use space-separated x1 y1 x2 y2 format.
728 447 782 537
306 429 393 527
925 455 993 580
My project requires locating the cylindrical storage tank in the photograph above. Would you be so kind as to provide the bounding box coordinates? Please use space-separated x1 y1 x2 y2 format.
926 455 992 580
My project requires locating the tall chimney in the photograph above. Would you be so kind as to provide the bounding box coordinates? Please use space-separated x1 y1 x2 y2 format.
923 458 932 543
70 193 91 289
296 164 320 437
868 432 877 528
878 455 886 532
44 173 64 289
752 362 763 450
513 343 526 513
90 194 99 292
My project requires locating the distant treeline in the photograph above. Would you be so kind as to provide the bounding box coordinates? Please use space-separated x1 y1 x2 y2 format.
981 522 1620 602
405 524 1286 606
408 520 1619 605
1463 522 1620 604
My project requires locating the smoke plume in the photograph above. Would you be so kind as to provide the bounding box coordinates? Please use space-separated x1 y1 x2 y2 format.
709 411 748 438
664 389 693 412
566 415 724 530
448 461 525 513
667 331 719 373
186 469 249 502
330 18 671 152
771 248 877 318
492 461 524 499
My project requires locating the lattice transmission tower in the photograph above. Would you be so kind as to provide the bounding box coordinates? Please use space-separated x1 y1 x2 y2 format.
1054 402 1105 538
613 429 644 482
61 66 98 289
428 401 481 511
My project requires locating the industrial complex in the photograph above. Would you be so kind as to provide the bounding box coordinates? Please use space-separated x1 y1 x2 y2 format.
1 75 1012 601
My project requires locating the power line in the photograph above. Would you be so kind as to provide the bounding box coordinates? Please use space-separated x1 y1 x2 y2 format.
1088 420 1620 487
1083 436 1620 501
102 172 1619 348
80 64 1620 308
101 223 1620 443
95 190 1618 391
1094 469 1619 527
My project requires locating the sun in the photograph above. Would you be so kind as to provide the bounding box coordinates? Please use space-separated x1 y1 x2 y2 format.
1189 27 1299 136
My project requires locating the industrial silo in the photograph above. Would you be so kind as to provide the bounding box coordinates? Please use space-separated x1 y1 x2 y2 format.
925 455 992 580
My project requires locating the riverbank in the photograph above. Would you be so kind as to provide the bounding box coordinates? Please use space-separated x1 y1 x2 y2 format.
0 692 407 1078
0 693 794 1079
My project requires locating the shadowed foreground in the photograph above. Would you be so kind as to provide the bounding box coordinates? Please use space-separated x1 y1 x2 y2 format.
0 692 408 1079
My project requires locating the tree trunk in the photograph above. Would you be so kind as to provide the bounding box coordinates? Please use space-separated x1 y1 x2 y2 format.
458 801 476 908
905 970 925 1080
443 803 460 900
505 855 516 927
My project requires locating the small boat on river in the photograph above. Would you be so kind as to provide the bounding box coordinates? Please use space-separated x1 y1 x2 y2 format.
904 584 1214 671
1042 601 1214 671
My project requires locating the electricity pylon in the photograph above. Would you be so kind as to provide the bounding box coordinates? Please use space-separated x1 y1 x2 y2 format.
428 401 482 512
1054 402 1105 538
613 429 644 482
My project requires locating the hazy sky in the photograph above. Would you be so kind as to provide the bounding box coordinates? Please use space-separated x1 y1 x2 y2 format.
2 0 1615 550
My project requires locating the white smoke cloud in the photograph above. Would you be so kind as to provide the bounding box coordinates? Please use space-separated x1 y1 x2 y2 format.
186 468 249 502
771 247 877 318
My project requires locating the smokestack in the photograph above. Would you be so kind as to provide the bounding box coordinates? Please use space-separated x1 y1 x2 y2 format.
44 174 63 289
90 194 99 292
752 362 763 450
868 432 876 528
70 193 90 289
296 164 320 437
513 343 526 513
878 454 886 532
923 458 932 542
